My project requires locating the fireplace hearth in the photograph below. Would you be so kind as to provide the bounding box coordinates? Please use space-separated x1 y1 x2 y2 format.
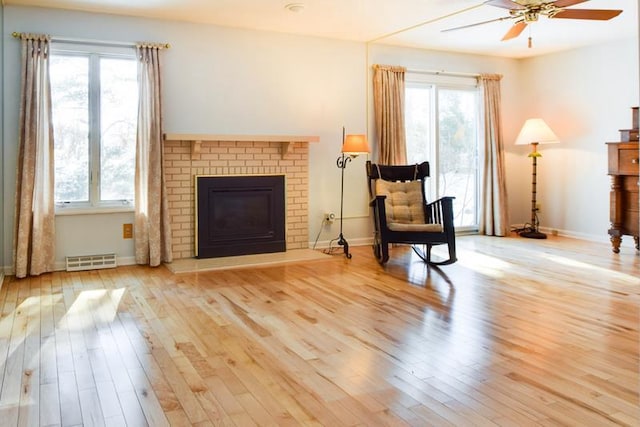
196 175 286 258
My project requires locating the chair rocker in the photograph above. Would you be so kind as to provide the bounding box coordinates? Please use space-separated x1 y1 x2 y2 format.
366 160 457 266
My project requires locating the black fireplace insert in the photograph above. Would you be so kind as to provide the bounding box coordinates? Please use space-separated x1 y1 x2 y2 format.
196 175 286 258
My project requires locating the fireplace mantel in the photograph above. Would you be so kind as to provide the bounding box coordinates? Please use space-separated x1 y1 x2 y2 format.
163 133 320 159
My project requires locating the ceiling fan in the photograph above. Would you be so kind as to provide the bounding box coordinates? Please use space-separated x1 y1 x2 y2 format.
443 0 623 44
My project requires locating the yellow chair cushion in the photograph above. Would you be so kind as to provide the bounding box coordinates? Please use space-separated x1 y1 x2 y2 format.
387 222 443 232
375 179 426 224
375 179 444 233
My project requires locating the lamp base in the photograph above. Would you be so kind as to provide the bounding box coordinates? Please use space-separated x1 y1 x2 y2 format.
337 233 352 259
519 229 547 239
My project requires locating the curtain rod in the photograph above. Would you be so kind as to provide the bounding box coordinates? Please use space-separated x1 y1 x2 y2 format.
11 32 170 49
406 68 480 78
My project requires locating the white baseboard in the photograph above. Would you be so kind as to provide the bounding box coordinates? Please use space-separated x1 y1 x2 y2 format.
117 256 137 266
330 228 636 250
538 226 636 248
310 236 373 250
4 255 137 276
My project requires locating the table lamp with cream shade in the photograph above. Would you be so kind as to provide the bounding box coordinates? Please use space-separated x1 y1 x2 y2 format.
515 118 559 239
336 129 370 258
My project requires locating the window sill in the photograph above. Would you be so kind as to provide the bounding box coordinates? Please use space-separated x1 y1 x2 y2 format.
55 206 135 216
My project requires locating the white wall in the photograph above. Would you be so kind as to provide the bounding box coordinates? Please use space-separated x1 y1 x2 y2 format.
2 5 638 271
2 6 368 271
518 38 639 243
0 3 4 283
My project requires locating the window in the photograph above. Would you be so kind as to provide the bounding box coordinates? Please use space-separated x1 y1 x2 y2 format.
405 80 480 230
50 46 138 210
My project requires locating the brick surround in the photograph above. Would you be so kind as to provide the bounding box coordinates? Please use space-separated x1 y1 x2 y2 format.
164 140 309 259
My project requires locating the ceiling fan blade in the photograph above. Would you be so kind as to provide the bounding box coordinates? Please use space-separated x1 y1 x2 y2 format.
551 0 589 8
501 21 527 41
442 16 512 33
552 9 623 20
484 0 526 10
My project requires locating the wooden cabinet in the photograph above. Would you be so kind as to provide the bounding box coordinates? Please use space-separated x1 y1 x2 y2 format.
607 141 639 253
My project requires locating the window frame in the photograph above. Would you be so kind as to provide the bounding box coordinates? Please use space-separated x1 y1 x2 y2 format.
405 73 482 232
50 43 137 214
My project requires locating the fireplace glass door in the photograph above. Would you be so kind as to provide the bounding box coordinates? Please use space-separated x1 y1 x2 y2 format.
196 175 286 258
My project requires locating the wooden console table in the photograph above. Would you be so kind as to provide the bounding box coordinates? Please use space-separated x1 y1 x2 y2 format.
607 141 639 253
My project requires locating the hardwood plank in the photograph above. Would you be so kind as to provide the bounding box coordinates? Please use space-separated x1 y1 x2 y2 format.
118 389 148 427
78 387 105 427
17 277 42 427
127 367 171 427
0 276 15 390
151 348 208 424
58 370 83 427
192 389 235 426
0 280 29 427
95 380 124 420
0 235 637 425
39 381 61 426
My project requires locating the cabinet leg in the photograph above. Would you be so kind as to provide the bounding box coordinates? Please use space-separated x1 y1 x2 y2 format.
610 235 621 253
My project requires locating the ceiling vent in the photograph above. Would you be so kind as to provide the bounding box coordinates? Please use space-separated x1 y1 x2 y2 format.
285 3 305 13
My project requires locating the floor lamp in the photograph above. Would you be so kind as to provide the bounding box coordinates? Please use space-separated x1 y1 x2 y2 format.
336 129 370 258
515 118 559 239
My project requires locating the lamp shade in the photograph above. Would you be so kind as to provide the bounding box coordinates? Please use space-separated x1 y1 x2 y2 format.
515 118 559 145
342 134 370 155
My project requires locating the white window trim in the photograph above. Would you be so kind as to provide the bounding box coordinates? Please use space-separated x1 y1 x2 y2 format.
55 204 134 216
404 76 482 232
51 43 137 215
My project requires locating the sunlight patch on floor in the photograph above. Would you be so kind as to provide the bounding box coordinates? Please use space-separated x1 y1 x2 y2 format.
0 294 63 348
62 288 126 330
538 253 640 285
453 248 513 278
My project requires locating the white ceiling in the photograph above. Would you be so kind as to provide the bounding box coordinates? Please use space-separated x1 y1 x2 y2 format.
5 0 638 58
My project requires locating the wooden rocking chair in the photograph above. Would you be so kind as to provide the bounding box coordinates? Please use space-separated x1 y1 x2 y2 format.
366 161 457 266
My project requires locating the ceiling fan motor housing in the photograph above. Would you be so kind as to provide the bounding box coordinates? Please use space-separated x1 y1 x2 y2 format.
443 0 623 42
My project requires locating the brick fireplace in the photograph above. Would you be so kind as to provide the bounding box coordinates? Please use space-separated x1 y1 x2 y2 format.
163 134 318 259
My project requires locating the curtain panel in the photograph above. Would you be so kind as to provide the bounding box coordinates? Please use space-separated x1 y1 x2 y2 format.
134 45 172 266
478 73 509 236
373 65 407 165
14 34 56 278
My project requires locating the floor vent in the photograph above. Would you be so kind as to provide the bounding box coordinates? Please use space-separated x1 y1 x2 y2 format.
66 253 117 272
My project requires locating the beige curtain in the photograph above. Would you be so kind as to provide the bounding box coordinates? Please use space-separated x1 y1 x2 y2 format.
373 65 407 165
13 34 56 278
478 74 509 236
135 44 172 266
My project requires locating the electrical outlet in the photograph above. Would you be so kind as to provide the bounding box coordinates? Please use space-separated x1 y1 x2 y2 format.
535 203 542 212
123 223 133 239
324 212 336 224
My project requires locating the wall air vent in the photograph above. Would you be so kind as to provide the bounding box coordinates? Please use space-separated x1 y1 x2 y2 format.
66 253 117 272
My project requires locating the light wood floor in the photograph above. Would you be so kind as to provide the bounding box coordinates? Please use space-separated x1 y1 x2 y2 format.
0 235 638 426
